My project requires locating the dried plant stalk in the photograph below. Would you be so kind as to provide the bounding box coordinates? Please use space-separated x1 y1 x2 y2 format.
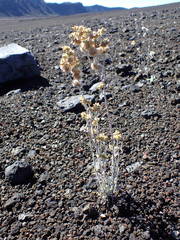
60 25 122 199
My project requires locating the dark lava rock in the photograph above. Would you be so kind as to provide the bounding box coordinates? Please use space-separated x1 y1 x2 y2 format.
109 27 118 33
116 64 133 77
171 96 180 105
5 161 34 185
82 205 99 219
105 58 112 65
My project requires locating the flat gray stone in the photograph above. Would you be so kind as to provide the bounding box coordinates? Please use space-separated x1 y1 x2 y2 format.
126 161 143 173
89 82 103 92
57 95 95 113
141 109 161 119
0 43 40 83
4 193 25 209
5 161 34 185
121 84 140 92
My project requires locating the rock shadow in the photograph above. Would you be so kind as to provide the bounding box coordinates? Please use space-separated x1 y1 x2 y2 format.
0 76 50 96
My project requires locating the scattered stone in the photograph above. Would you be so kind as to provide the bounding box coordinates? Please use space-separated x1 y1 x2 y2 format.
27 198 36 208
89 82 103 92
129 36 136 40
82 77 100 91
109 27 118 33
5 161 34 185
38 172 50 184
121 84 140 92
18 213 32 222
57 95 95 113
99 92 112 101
45 199 58 208
35 190 44 196
10 224 21 236
119 224 127 234
171 230 179 240
126 161 143 173
27 150 36 158
141 109 161 119
176 81 180 91
4 193 25 210
129 233 136 240
122 28 130 33
0 43 40 83
100 213 106 219
134 73 145 82
162 70 174 77
130 84 141 92
11 147 25 156
92 224 104 236
147 75 156 83
171 96 180 105
143 230 151 239
85 178 97 190
135 81 144 88
119 101 130 108
54 65 60 70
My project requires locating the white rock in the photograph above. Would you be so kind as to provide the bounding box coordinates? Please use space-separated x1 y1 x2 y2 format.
0 43 40 83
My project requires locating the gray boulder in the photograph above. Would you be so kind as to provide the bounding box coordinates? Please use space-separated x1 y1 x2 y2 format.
57 95 95 113
0 43 40 84
5 161 34 185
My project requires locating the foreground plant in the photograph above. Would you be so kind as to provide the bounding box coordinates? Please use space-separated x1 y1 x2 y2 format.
60 25 122 199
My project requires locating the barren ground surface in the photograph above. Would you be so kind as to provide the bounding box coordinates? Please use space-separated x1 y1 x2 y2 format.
0 3 179 240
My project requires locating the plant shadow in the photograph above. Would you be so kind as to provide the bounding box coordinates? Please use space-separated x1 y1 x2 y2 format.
107 192 178 240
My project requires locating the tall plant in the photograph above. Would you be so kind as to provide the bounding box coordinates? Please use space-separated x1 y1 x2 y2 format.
60 25 122 199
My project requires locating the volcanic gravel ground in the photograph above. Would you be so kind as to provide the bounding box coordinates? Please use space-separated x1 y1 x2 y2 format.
0 3 179 240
